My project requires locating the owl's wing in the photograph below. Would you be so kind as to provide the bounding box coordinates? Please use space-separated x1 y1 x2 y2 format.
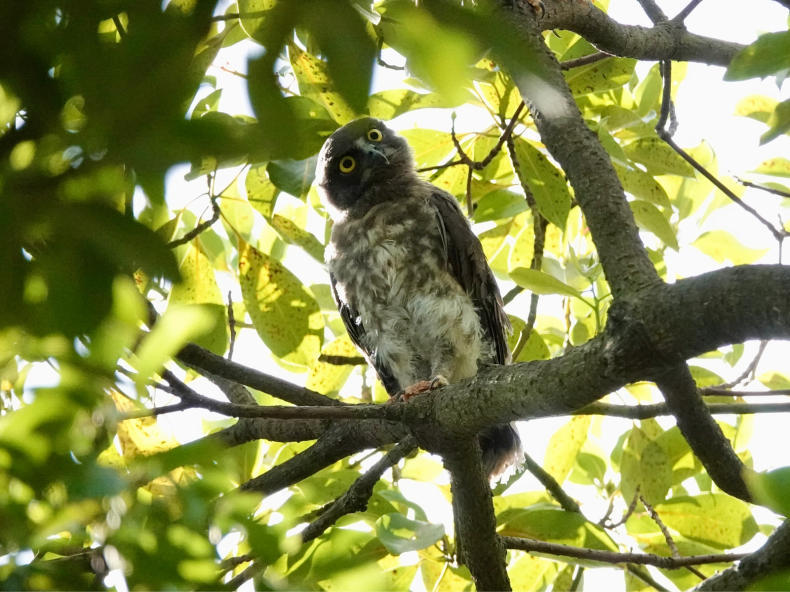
429 191 512 365
329 272 401 394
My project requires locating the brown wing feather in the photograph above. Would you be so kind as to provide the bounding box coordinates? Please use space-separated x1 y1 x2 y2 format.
428 191 511 365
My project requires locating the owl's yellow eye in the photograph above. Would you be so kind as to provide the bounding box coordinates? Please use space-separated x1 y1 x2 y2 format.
366 128 383 142
338 155 356 173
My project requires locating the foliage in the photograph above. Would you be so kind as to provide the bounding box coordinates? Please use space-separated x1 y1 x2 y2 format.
1 0 789 590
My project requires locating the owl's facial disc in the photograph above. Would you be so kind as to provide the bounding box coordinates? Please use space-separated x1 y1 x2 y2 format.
316 117 414 218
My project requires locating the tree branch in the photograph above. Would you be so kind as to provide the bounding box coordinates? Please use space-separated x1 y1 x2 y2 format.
504 536 746 569
536 0 743 66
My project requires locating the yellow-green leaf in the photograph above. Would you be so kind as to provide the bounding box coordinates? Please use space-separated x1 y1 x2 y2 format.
510 268 582 298
754 157 790 178
654 494 758 549
239 239 323 369
693 230 769 265
629 200 678 250
624 137 695 177
306 335 359 396
514 138 572 228
544 416 591 485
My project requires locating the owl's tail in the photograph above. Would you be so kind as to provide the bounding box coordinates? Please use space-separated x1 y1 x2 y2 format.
479 423 523 480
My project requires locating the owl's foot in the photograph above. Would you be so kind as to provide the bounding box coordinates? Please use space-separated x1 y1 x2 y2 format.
395 375 449 402
526 0 544 16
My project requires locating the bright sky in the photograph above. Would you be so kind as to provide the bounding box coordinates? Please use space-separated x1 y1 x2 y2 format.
155 2 790 589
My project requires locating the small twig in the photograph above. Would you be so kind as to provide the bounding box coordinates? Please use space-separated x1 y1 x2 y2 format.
503 536 747 568
317 354 367 366
559 51 613 70
640 495 679 558
736 177 790 199
377 37 405 71
655 62 787 242
211 10 268 22
167 195 221 248
112 14 127 39
717 340 767 389
577 401 790 418
227 290 237 360
521 452 582 513
602 487 641 529
701 387 790 397
672 0 705 22
300 436 417 543
224 561 264 589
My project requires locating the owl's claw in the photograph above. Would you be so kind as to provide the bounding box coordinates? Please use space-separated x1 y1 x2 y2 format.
392 375 449 402
527 0 544 16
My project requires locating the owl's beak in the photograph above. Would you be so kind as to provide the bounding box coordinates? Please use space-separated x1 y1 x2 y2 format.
366 146 390 165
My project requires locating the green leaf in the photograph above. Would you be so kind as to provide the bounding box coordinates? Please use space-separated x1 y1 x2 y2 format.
169 243 228 354
761 99 790 144
473 190 528 222
544 416 591 485
693 230 769 265
134 305 216 382
629 200 678 250
623 137 695 177
289 42 357 124
614 164 671 208
754 157 790 177
375 513 444 554
245 163 280 218
239 239 323 369
748 466 790 517
725 31 790 81
564 57 636 96
305 335 359 396
735 95 778 125
513 138 572 227
620 425 672 505
367 90 452 120
688 365 724 388
654 494 758 549
269 214 325 262
510 268 582 298
267 156 317 198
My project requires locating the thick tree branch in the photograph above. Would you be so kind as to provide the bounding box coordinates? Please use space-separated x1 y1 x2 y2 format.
443 439 511 591
502 3 661 299
654 363 751 500
696 520 790 590
535 0 743 66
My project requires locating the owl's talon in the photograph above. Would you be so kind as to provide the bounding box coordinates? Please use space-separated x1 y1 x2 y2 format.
528 0 545 16
397 375 449 402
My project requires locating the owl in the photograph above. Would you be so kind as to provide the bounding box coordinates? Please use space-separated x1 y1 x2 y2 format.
316 117 522 479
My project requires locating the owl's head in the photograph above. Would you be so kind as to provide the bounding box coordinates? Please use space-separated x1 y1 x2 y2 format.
316 117 414 219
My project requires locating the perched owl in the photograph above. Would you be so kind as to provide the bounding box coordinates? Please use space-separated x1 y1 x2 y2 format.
316 117 522 479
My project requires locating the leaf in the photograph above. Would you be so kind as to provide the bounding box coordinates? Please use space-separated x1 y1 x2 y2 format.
375 513 444 554
473 189 528 222
735 95 778 125
629 200 678 250
269 214 325 262
754 157 790 177
693 230 769 265
289 42 357 124
544 416 592 485
169 243 228 354
564 57 636 96
620 425 672 505
238 239 323 369
747 466 790 517
725 31 790 81
614 164 671 209
245 163 280 218
654 494 758 549
514 138 572 227
367 89 452 120
305 335 359 396
267 156 317 198
510 268 582 298
761 98 790 144
623 137 695 177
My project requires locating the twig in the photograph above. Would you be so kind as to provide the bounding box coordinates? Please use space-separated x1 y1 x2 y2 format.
227 290 237 360
112 14 127 39
717 340 767 389
601 487 640 529
300 436 417 542
736 177 790 199
559 52 613 70
167 195 221 248
576 401 790 418
317 354 367 366
655 61 787 242
672 0 705 23
521 452 582 513
503 536 746 568
701 387 790 397
640 495 679 558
